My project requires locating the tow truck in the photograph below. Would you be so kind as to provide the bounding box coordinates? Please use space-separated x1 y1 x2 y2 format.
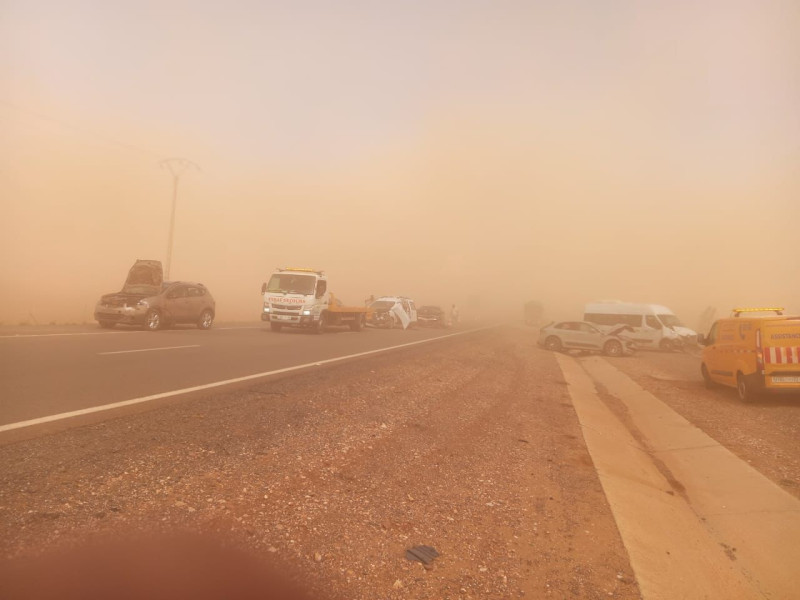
261 268 370 334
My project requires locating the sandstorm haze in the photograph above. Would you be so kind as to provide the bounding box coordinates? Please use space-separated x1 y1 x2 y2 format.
2 1 798 328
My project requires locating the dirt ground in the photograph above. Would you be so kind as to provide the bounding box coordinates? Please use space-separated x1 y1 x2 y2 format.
0 327 640 599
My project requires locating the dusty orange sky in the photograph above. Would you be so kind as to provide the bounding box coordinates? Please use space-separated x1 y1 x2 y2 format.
1 1 798 327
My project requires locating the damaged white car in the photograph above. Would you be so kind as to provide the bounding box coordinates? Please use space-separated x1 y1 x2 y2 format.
538 321 637 357
368 296 418 329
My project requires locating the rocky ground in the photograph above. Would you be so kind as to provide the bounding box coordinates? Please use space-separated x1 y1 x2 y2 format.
0 327 641 599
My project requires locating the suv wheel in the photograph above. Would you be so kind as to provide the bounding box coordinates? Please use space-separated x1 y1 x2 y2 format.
197 309 214 330
145 309 162 331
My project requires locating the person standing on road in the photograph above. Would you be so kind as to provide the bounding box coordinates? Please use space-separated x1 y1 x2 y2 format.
450 304 459 326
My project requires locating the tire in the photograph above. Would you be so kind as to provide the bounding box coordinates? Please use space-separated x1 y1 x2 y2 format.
544 336 563 352
603 340 623 357
737 372 758 403
145 309 162 331
270 322 282 332
197 309 214 330
98 321 115 329
349 314 364 332
659 339 674 352
313 312 327 335
701 364 714 389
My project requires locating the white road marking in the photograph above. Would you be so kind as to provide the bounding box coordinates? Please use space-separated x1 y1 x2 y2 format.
0 331 146 339
0 326 496 433
0 326 260 339
98 344 201 356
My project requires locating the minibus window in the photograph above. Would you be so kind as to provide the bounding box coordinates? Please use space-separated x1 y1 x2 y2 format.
645 315 662 329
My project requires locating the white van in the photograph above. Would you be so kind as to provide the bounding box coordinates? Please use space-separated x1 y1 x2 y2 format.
583 302 697 351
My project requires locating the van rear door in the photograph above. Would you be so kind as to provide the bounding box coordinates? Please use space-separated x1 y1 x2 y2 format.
761 318 800 389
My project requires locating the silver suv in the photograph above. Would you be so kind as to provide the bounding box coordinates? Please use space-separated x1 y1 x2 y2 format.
94 260 215 331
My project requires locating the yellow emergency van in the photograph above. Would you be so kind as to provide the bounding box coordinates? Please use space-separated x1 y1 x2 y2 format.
698 308 800 402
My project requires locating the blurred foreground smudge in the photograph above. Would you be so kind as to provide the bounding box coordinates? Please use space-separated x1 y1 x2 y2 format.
1 532 326 600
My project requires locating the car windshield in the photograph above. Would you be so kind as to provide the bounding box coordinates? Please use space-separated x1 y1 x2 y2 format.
658 314 683 328
370 300 396 310
267 274 316 295
122 284 159 295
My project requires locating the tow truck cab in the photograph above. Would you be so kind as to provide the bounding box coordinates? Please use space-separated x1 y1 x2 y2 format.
260 268 367 333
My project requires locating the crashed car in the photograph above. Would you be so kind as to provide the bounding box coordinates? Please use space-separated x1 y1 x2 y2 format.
94 259 215 331
368 296 418 329
538 321 636 357
417 305 449 328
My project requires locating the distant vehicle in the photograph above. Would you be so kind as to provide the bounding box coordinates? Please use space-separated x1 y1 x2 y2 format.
261 267 368 333
94 259 215 331
524 300 543 326
698 307 800 402
417 305 448 328
583 301 697 351
538 321 636 357
368 296 418 329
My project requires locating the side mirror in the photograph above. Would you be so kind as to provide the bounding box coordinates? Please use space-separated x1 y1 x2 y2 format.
261 283 267 294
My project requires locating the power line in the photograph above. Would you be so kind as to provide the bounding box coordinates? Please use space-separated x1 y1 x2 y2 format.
0 99 162 158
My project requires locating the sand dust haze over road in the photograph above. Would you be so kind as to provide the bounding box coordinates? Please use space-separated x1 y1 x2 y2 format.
2 1 798 325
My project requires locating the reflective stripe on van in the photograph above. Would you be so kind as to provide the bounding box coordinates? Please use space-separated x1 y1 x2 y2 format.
764 347 800 364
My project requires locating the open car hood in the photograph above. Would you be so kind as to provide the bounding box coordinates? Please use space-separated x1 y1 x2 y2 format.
121 259 163 295
606 324 635 337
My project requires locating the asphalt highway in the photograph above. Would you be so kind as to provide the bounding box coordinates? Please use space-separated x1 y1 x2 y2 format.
0 322 484 433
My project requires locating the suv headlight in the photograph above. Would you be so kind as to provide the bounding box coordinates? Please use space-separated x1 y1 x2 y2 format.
302 309 311 316
263 304 270 313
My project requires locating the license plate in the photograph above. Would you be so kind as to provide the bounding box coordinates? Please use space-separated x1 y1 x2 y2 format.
772 376 800 383
277 315 291 321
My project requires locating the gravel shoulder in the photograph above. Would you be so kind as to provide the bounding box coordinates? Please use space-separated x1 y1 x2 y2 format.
0 327 639 599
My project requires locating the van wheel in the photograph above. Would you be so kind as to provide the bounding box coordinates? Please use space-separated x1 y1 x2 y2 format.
737 372 757 403
544 336 563 352
603 340 623 357
659 339 674 352
701 364 715 389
